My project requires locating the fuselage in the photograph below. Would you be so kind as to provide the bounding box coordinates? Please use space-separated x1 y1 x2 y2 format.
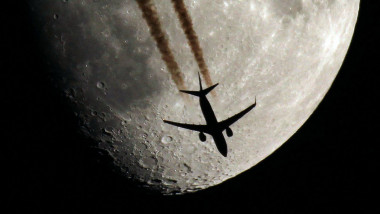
199 95 218 125
199 95 228 157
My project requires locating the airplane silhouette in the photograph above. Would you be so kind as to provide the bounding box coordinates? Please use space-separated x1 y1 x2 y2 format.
163 73 256 157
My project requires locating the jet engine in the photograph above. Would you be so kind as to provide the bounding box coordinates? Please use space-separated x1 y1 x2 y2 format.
199 132 206 142
226 127 233 137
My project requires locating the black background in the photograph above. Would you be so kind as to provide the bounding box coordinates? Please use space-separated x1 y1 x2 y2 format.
5 1 379 213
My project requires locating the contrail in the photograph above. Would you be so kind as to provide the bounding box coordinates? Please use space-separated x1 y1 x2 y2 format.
136 0 186 91
171 0 214 91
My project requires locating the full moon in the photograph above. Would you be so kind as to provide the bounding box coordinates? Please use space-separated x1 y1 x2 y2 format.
29 0 359 194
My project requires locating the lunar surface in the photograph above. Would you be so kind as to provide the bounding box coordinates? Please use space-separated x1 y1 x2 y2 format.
29 0 359 194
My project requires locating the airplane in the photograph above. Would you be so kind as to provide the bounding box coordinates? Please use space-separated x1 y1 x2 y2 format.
163 73 256 157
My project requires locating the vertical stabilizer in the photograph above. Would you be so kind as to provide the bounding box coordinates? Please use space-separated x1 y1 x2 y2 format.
198 72 203 91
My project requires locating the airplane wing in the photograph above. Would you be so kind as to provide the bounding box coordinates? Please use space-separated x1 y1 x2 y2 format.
218 100 256 131
163 120 210 133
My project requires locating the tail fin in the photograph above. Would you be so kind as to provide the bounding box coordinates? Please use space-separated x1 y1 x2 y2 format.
180 72 218 96
198 72 203 91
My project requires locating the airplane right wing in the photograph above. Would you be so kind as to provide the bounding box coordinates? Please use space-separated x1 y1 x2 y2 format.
218 99 256 131
163 120 210 133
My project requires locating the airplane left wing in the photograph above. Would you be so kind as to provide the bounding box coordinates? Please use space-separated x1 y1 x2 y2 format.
218 99 256 130
163 120 210 133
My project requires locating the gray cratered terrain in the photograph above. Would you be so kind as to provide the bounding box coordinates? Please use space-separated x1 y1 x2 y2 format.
29 0 359 194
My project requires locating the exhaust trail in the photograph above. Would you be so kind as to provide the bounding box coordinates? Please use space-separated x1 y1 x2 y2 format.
171 0 214 92
136 0 186 91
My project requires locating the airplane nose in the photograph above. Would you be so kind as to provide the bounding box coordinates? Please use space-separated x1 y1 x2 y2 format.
215 135 228 157
221 150 228 157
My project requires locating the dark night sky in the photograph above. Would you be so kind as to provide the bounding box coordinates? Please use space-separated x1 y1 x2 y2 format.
5 1 379 213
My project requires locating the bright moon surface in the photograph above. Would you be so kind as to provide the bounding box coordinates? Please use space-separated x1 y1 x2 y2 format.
30 0 359 194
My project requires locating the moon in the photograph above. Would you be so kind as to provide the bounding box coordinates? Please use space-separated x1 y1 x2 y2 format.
29 0 359 194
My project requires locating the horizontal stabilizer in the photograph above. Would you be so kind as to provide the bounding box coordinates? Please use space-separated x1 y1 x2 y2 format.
203 83 219 95
180 90 202 96
180 83 218 97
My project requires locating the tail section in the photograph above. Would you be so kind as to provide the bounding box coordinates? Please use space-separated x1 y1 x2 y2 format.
180 72 218 96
